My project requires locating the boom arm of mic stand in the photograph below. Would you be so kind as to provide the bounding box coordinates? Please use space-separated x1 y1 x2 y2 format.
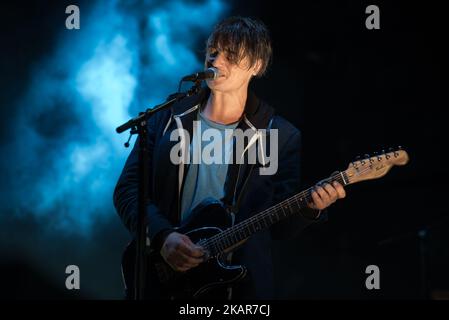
116 94 183 134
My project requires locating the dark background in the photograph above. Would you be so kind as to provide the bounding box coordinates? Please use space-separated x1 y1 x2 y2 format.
0 0 447 299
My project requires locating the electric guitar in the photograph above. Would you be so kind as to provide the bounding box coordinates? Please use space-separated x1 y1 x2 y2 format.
121 148 409 299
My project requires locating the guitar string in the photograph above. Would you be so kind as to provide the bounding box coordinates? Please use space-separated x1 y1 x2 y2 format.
199 161 386 254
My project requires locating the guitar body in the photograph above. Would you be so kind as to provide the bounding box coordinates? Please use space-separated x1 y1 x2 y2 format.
121 198 247 299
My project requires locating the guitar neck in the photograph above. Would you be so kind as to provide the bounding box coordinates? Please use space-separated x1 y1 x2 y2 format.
202 171 350 256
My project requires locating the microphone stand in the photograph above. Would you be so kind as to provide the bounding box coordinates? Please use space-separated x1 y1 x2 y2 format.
116 80 202 300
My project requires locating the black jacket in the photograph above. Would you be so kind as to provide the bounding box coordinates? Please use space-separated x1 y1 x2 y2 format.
113 88 321 299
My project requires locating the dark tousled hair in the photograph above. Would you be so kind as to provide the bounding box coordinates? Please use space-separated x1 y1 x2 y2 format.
206 16 272 77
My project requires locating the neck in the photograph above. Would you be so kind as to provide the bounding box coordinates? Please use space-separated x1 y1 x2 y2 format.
203 89 248 125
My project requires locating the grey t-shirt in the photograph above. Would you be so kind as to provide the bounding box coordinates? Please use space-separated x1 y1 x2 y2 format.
180 110 239 222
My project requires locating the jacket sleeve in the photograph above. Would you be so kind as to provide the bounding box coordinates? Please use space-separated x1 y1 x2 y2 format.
270 129 323 240
113 113 175 249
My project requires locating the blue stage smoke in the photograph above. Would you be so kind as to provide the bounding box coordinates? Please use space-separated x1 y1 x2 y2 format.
0 0 226 236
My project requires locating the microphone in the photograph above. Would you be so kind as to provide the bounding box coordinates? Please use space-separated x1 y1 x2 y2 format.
182 67 219 82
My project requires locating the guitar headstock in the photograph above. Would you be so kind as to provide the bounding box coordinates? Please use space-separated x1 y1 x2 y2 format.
344 147 409 185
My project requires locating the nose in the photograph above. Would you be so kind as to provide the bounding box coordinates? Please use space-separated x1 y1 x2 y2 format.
207 51 227 69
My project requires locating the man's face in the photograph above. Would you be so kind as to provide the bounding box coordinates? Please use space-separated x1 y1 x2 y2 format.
204 47 258 93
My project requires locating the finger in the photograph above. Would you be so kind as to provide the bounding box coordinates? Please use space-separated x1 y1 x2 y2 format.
323 183 337 202
324 183 338 201
181 236 206 258
166 259 190 272
174 248 204 265
168 252 202 271
316 186 331 204
311 189 324 209
179 244 205 259
333 181 346 198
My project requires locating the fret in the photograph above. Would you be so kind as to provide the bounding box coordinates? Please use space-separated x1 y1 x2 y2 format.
281 205 287 217
269 211 274 223
251 221 257 233
226 233 231 245
217 239 225 252
298 196 306 207
305 190 312 203
293 196 301 211
258 219 264 230
254 218 262 231
287 202 294 214
223 234 231 248
237 230 244 241
217 237 224 250
232 232 238 243
262 215 270 228
254 217 261 231
210 240 218 253
233 231 239 243
243 225 251 238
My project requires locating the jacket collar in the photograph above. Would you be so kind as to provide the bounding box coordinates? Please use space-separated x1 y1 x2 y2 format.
171 86 275 130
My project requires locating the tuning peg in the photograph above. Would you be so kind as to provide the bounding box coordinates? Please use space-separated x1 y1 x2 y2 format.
374 151 382 161
361 154 368 165
352 155 360 167
386 147 394 159
394 146 402 157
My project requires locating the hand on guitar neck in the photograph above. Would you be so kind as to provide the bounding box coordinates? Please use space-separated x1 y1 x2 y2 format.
308 180 346 211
